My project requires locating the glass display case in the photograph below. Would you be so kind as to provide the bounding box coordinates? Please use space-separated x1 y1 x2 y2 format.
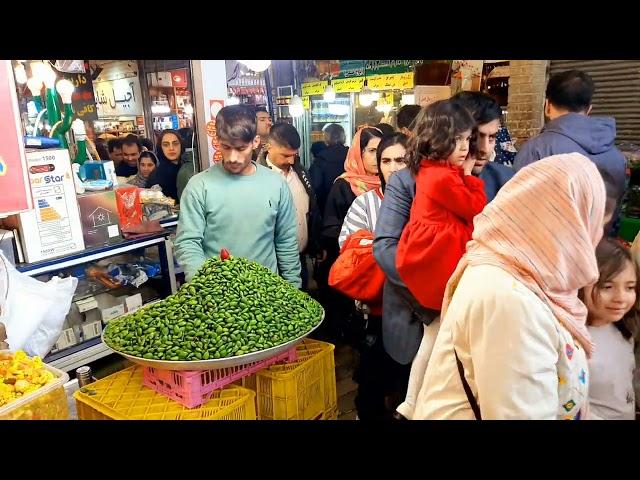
16 231 178 372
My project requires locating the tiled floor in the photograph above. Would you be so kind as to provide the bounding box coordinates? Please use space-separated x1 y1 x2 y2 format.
334 343 359 420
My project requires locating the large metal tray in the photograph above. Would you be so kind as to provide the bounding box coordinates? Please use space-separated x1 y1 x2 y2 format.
101 312 324 371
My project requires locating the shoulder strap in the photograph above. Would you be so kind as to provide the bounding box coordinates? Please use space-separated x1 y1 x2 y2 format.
454 348 482 420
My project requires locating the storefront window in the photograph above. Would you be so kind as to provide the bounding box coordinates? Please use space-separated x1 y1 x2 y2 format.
140 60 196 143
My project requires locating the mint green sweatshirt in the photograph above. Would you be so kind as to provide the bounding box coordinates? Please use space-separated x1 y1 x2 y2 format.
175 162 302 287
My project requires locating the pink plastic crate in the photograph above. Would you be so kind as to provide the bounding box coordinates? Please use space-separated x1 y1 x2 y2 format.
143 347 298 409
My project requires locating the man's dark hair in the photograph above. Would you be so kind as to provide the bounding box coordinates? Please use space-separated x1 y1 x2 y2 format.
269 122 301 150
546 70 594 113
255 106 270 115
107 138 122 153
122 134 141 151
451 91 502 125
375 123 395 135
325 123 346 146
216 105 257 143
397 104 421 130
140 137 154 151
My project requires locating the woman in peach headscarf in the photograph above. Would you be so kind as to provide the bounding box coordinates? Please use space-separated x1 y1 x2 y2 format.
410 153 609 420
317 127 383 341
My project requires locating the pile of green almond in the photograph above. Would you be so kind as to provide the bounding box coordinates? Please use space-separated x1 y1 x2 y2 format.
103 255 323 362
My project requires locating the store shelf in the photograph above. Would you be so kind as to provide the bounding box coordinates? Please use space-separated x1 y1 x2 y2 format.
159 215 179 228
15 232 169 277
45 337 112 372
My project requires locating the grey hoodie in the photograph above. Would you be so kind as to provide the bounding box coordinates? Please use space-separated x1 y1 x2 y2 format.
514 113 626 198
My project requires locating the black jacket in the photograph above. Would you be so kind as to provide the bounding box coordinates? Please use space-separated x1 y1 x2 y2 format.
264 157 323 257
309 144 348 216
147 158 181 202
321 177 356 257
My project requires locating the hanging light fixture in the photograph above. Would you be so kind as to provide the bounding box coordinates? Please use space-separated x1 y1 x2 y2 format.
239 60 271 72
324 62 336 102
227 95 240 106
289 93 304 118
359 79 374 107
14 62 27 84
27 77 43 97
324 82 335 103
375 103 393 114
401 94 415 106
56 79 75 104
41 62 57 89
29 61 47 84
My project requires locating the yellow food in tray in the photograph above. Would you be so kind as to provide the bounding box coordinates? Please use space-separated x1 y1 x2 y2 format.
0 350 55 407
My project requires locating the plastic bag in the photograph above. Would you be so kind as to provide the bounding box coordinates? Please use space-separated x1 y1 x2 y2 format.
0 251 78 357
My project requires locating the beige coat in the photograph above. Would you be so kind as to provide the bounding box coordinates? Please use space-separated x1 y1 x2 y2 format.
414 264 589 420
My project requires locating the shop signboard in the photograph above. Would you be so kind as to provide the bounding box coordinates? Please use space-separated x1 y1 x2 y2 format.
414 85 451 107
171 69 188 88
0 60 32 215
94 76 143 117
332 77 365 93
208 99 225 165
301 81 327 96
337 60 366 79
368 72 414 90
335 60 416 79
365 60 416 76
57 68 98 121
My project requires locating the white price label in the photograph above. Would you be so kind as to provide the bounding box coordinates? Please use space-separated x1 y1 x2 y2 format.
125 294 143 313
76 296 98 313
101 304 125 323
55 328 77 350
82 321 102 340
107 224 120 238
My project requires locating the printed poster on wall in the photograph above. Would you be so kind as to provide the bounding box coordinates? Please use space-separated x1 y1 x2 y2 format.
94 76 143 117
56 64 99 121
208 99 225 165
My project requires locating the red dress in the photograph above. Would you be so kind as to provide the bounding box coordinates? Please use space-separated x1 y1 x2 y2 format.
396 161 487 310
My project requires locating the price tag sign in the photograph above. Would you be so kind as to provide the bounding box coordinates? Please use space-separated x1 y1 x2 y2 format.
368 72 414 90
302 96 310 110
301 81 327 96
333 77 365 93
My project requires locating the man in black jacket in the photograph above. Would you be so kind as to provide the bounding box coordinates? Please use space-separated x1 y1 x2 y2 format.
309 123 349 216
263 123 322 291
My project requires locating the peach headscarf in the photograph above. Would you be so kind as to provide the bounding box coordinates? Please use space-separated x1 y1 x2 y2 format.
339 127 382 196
442 153 606 356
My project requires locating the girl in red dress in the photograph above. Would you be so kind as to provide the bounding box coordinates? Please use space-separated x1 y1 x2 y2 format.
396 100 487 310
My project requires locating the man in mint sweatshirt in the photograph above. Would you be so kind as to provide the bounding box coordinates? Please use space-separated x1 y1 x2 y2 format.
175 105 302 288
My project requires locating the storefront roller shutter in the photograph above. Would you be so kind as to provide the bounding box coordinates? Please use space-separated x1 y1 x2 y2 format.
549 60 640 144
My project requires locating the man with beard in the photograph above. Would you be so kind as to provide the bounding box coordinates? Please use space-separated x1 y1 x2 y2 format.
372 92 513 420
175 105 301 287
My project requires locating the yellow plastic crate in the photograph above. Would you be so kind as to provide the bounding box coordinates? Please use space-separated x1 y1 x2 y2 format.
241 339 337 420
0 354 69 420
74 366 256 420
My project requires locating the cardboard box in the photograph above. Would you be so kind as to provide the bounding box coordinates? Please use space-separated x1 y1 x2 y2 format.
76 191 122 247
157 71 173 87
17 149 85 263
